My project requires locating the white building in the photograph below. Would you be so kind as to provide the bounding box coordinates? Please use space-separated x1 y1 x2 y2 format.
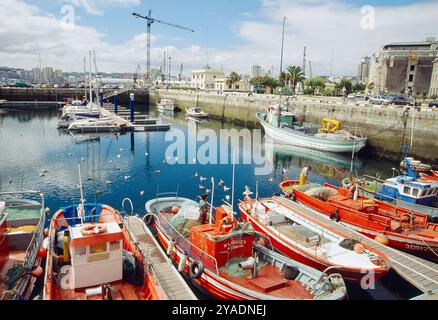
251 65 262 78
215 75 251 92
191 67 225 91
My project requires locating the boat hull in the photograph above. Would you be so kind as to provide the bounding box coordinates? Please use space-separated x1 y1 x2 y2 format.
257 112 366 153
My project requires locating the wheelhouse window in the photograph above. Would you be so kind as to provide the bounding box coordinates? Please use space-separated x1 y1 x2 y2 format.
90 242 107 254
403 186 411 194
110 240 120 251
412 188 419 197
75 246 86 257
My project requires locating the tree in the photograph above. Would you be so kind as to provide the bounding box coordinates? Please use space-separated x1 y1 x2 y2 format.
285 66 306 94
336 79 353 95
226 71 241 91
353 82 366 93
304 77 326 95
250 76 280 94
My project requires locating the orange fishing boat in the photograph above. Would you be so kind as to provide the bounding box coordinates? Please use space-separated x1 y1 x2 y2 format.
419 172 438 182
238 193 390 283
279 180 438 261
43 203 169 300
146 196 348 300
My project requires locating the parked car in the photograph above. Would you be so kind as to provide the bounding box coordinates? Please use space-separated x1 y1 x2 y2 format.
370 95 391 105
428 100 438 108
347 93 356 100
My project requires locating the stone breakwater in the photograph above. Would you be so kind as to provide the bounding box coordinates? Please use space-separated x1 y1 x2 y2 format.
152 89 438 162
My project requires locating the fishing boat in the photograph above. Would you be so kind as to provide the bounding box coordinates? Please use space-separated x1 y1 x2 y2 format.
238 191 390 283
279 180 438 261
43 202 173 300
145 195 347 300
256 106 367 153
67 117 126 133
157 99 175 112
0 191 46 300
419 173 438 182
186 107 209 119
400 157 432 173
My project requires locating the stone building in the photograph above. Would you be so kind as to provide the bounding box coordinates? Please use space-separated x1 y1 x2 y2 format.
368 38 438 97
430 58 438 97
357 56 370 83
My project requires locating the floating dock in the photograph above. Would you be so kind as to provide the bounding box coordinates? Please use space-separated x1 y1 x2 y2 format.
124 216 197 300
274 196 438 298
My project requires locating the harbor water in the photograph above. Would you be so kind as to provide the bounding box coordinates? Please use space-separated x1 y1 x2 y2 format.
0 106 423 300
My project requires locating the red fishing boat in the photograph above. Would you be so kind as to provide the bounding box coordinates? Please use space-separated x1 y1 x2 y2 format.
279 180 438 260
419 172 438 182
43 203 171 300
238 193 390 283
146 196 348 300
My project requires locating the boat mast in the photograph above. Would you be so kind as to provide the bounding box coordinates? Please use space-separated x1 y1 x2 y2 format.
89 50 93 104
78 163 85 224
231 149 236 221
209 177 215 225
410 108 415 148
83 57 87 100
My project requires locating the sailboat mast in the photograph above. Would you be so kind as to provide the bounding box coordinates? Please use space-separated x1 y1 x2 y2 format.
83 57 87 100
89 50 93 104
231 149 236 221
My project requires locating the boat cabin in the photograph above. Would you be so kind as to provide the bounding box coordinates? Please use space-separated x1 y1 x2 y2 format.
189 205 254 268
376 176 438 206
68 222 123 289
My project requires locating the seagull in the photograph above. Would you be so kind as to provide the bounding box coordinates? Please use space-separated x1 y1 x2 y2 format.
81 157 85 162
124 175 131 180
155 169 161 174
145 152 149 156
41 169 48 173
206 189 211 194
199 176 206 182
199 185 206 190
225 195 230 201
268 177 274 183
243 186 253 196
96 189 103 195
68 153 73 156
140 190 145 196
119 148 125 151
39 173 46 177
192 158 196 163
218 179 224 186
87 177 93 181
194 172 199 177
105 180 112 184
117 154 121 158
109 160 113 164
224 186 231 192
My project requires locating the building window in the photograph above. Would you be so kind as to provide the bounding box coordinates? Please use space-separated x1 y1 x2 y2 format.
410 65 415 71
409 75 414 82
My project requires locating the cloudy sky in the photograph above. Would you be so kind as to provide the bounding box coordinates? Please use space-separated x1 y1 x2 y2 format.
0 0 437 77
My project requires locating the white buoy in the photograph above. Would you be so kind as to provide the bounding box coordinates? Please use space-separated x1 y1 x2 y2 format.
167 239 176 256
178 252 188 272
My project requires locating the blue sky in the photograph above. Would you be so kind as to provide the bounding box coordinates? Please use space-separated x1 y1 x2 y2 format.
1 0 437 75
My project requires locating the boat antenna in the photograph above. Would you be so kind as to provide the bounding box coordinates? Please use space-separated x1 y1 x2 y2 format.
209 177 215 225
231 148 236 221
410 108 415 149
349 121 358 174
78 163 85 224
89 50 93 104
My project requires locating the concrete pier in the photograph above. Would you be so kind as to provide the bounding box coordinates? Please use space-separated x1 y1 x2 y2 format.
152 89 438 162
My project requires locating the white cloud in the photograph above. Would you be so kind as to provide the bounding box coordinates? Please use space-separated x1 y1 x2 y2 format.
66 0 140 16
0 0 437 77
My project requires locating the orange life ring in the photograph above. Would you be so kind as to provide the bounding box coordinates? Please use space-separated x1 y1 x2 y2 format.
219 216 237 234
81 224 107 236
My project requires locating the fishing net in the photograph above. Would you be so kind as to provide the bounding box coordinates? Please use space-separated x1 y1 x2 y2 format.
2 264 28 288
339 239 359 251
220 258 268 278
169 215 188 233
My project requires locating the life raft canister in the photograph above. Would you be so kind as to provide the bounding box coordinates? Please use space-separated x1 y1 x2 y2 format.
219 216 236 234
81 224 107 236
189 260 204 280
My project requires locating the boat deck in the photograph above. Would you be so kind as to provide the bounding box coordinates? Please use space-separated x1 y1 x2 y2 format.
124 216 196 300
274 196 438 297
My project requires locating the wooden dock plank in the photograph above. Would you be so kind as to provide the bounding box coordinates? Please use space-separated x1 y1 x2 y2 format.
124 216 197 300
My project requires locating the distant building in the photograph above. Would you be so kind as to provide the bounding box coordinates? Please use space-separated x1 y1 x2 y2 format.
357 56 370 83
191 67 225 90
430 58 438 97
41 67 53 84
215 74 251 92
251 65 262 78
368 37 438 97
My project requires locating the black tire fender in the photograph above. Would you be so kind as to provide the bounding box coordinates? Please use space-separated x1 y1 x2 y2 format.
189 260 204 280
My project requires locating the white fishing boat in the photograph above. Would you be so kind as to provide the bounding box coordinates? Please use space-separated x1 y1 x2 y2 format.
186 107 209 118
257 105 367 153
67 117 125 133
157 99 175 112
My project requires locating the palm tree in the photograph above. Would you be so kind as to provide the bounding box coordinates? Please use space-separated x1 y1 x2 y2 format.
286 66 306 94
226 72 242 91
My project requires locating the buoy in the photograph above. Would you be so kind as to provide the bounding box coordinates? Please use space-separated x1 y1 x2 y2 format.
167 239 176 256
354 243 365 254
374 233 389 246
171 206 180 214
43 228 49 237
37 248 47 258
30 266 44 278
178 252 188 272
44 207 51 216
42 237 49 249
